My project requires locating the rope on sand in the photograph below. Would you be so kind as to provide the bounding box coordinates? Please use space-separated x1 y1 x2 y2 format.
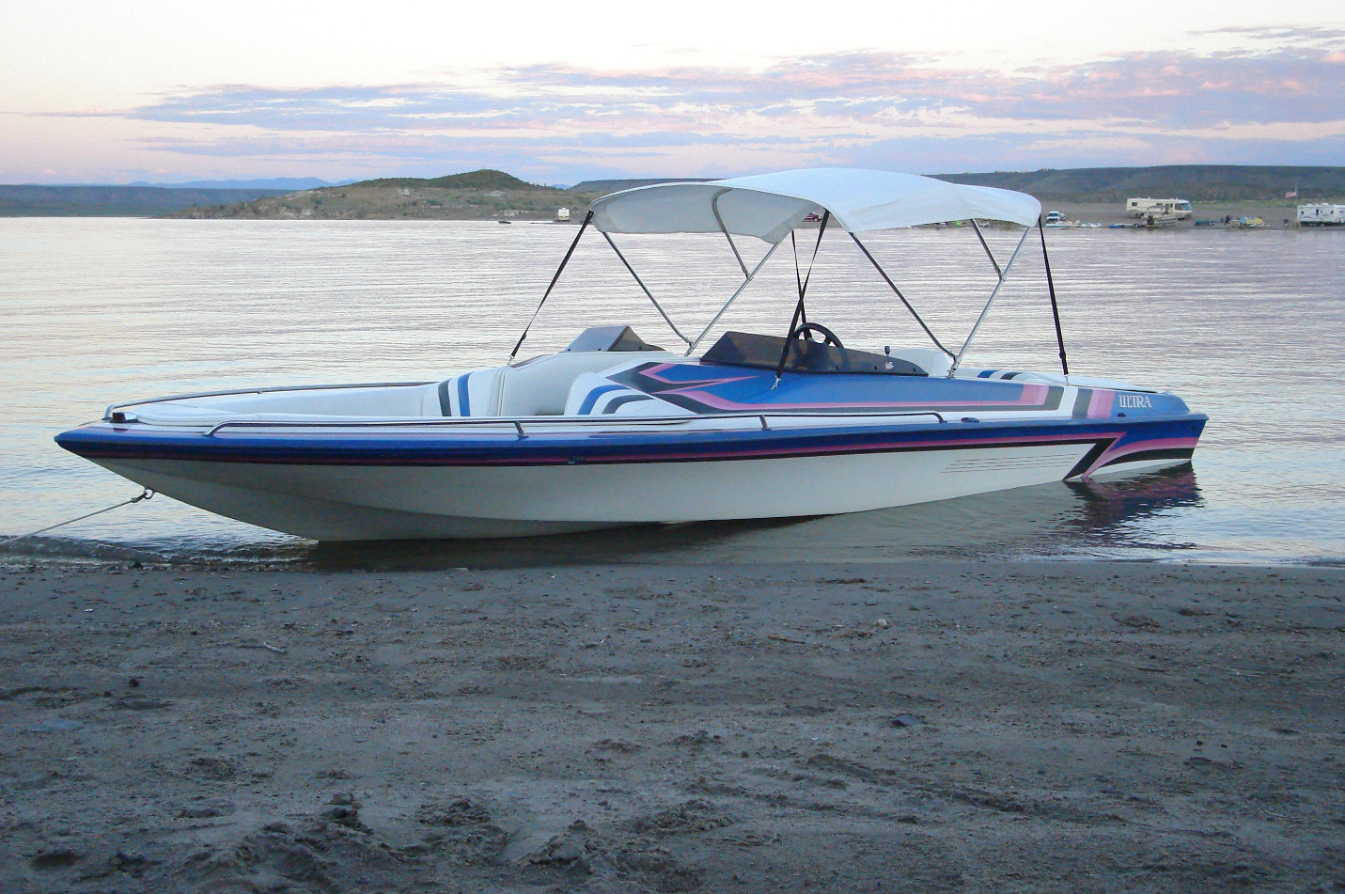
0 488 155 546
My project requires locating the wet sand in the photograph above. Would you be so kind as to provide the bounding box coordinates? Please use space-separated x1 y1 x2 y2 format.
2 560 1342 893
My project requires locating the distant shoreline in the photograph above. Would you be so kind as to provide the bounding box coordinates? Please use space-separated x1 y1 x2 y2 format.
3 163 1342 222
1 202 1329 229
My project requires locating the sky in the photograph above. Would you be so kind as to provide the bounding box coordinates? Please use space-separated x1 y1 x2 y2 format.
2 0 1343 184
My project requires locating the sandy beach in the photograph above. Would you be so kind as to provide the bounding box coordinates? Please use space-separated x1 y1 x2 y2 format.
2 559 1341 893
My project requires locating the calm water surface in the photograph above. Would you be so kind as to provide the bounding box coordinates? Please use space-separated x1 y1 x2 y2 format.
1 219 1341 566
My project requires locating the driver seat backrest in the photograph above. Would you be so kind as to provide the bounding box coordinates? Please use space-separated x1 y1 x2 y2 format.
888 347 952 377
496 351 678 417
426 352 681 418
427 367 508 417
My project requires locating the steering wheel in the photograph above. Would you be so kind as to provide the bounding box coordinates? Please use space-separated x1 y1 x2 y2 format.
791 322 845 349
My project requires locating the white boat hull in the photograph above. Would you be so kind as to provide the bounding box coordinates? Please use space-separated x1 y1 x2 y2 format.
95 440 1104 541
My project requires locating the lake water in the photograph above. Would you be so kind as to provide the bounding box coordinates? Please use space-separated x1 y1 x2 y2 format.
1 218 1341 566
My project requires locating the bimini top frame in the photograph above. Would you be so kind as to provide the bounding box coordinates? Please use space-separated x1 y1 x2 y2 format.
509 167 1065 376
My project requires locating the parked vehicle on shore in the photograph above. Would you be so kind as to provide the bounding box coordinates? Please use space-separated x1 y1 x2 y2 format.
1297 203 1345 226
1127 197 1193 219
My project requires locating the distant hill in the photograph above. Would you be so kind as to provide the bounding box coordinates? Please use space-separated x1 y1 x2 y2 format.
355 169 538 191
165 169 589 221
67 164 1343 222
935 166 1345 202
0 185 291 217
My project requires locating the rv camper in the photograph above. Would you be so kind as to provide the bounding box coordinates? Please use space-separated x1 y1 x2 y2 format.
1297 203 1345 227
1127 197 1193 219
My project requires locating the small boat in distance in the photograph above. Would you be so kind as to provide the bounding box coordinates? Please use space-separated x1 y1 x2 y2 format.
57 169 1206 541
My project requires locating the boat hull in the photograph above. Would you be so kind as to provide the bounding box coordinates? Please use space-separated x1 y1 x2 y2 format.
61 415 1204 540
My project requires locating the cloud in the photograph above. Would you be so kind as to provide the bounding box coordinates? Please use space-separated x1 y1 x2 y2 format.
1190 25 1345 47
72 43 1345 179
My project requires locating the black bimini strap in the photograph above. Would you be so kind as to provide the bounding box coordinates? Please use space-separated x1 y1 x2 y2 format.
509 209 594 361
789 231 808 328
773 210 830 383
1037 217 1070 376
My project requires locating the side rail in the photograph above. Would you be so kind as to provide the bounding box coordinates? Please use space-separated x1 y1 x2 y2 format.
105 382 433 422
202 410 947 439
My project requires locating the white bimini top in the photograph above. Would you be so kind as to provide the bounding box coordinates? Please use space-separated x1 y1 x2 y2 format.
589 168 1042 243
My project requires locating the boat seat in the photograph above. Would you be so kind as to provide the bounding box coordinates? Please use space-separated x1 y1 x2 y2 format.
957 368 1067 384
889 347 952 377
563 372 693 417
428 352 680 417
498 351 676 416
425 367 509 417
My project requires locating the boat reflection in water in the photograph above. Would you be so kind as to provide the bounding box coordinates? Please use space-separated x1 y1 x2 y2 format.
1058 467 1204 553
303 467 1204 570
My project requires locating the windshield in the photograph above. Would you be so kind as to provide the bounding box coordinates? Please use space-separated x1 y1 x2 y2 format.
702 331 928 376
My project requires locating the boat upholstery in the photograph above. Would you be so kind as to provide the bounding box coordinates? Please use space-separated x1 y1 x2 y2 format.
956 368 1069 384
428 367 509 417
432 351 679 417
564 371 694 417
889 347 952 377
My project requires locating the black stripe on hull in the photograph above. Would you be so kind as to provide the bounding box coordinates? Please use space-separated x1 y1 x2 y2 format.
1095 447 1195 470
1071 388 1093 418
1066 439 1117 480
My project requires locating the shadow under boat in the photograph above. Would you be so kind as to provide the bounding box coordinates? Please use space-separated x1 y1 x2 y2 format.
300 465 1204 571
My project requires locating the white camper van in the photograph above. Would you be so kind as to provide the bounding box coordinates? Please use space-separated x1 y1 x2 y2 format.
1297 203 1345 226
1127 197 1194 219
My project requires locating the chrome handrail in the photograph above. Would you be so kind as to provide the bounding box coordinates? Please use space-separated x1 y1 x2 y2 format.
104 381 433 421
201 409 946 438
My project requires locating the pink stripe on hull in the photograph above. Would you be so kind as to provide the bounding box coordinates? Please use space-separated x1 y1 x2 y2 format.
1087 389 1114 418
592 430 1119 464
1085 436 1200 476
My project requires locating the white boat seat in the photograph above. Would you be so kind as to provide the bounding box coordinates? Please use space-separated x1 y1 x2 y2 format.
564 372 693 417
498 351 676 416
429 351 680 417
889 347 952 377
955 367 1067 384
429 367 509 417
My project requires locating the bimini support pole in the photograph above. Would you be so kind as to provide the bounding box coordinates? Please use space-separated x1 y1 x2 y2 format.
952 222 1032 374
509 209 593 362
849 233 956 363
1038 217 1070 376
969 218 1002 279
601 231 695 347
711 189 749 278
684 239 784 356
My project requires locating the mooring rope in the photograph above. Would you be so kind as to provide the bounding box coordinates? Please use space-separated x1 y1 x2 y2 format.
0 488 154 546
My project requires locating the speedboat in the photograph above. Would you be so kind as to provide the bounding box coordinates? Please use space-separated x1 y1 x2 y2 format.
56 169 1206 541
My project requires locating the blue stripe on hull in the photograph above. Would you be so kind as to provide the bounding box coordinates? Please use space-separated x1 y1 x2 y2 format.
57 415 1206 470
